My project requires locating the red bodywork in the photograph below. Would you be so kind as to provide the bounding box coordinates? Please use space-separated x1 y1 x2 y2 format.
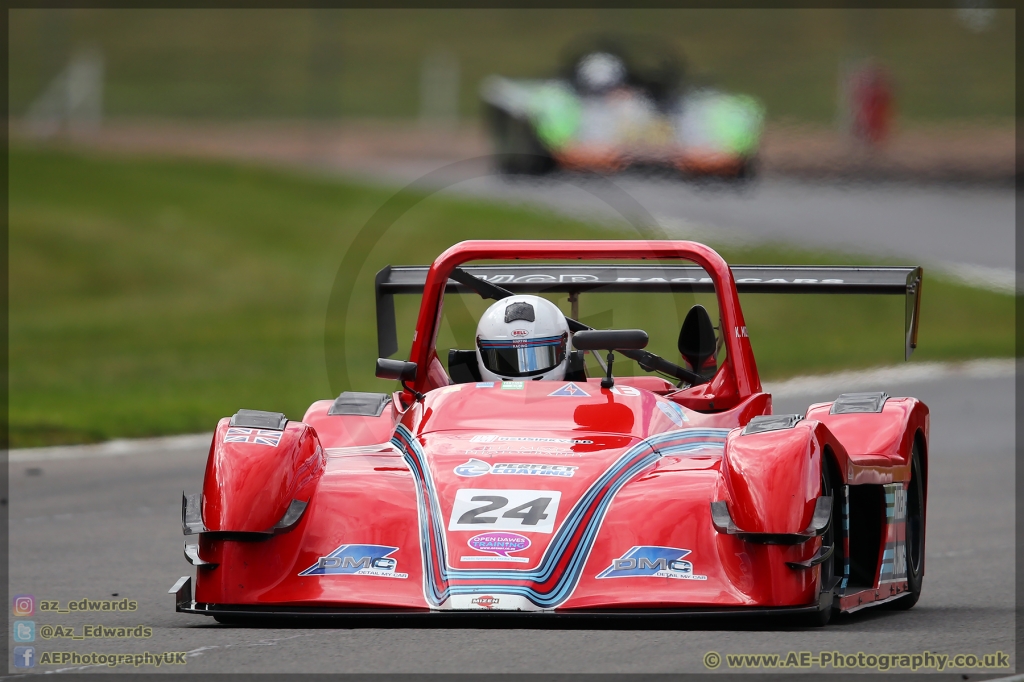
180 240 928 618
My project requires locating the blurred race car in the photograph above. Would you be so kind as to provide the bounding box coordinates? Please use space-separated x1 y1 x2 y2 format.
171 239 928 626
480 36 765 177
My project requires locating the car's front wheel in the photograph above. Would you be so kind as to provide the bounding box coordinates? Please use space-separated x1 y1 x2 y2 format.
805 457 841 627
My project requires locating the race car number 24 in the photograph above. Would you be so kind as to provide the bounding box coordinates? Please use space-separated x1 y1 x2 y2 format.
448 489 562 534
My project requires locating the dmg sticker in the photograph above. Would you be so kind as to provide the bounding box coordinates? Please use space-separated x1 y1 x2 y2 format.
597 546 707 580
464 532 531 562
298 544 408 578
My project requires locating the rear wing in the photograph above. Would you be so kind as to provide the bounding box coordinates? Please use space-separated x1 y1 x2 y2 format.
375 264 923 361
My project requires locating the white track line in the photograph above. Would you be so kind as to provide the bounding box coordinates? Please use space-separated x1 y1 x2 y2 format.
933 261 1017 295
763 358 1015 399
7 358 1015 464
9 432 213 464
653 214 1018 296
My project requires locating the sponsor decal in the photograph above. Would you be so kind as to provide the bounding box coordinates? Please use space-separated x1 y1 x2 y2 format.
470 434 592 444
657 401 689 427
470 434 499 442
223 427 282 447
597 546 707 580
511 329 530 337
616 276 846 284
390 424 730 608
475 382 495 388
454 459 578 478
610 385 641 396
440 385 463 394
478 274 601 284
449 489 562 533
471 595 500 609
491 463 577 477
298 544 408 578
734 277 845 284
473 273 847 286
454 458 491 477
548 382 590 397
464 532 531 562
879 483 909 583
501 381 525 390
464 446 575 456
615 277 713 283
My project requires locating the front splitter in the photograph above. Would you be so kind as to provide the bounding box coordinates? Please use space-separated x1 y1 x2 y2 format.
170 575 831 623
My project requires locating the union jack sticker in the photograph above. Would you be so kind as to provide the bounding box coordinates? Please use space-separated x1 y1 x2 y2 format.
224 427 283 447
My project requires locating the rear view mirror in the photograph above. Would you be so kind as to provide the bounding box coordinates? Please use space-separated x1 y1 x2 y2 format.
572 329 649 389
678 305 717 374
375 359 417 382
572 329 649 351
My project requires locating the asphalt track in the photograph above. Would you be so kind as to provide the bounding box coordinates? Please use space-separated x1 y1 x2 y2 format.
327 158 1016 291
7 372 1014 675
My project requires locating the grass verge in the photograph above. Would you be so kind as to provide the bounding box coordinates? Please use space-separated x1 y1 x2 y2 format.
9 146 1014 447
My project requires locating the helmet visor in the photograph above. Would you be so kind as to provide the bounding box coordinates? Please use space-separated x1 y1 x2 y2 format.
478 334 567 378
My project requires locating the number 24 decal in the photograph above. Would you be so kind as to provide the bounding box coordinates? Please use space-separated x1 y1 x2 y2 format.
458 495 552 526
448 489 562 534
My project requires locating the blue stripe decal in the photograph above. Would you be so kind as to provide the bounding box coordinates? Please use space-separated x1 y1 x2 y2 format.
391 424 731 608
478 335 564 348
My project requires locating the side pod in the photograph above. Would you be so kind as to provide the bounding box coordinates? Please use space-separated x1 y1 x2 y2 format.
806 395 929 484
200 416 326 536
718 417 847 537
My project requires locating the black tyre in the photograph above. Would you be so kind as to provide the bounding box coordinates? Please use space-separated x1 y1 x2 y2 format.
804 457 841 627
732 156 758 183
887 441 925 610
485 105 557 175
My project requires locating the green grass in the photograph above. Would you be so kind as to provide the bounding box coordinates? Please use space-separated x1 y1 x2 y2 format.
9 147 1014 447
9 9 1014 123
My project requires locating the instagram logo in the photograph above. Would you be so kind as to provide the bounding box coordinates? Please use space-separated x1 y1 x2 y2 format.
12 595 34 616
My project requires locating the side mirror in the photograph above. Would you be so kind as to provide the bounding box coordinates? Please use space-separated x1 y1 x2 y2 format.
678 305 717 374
572 329 649 351
572 329 648 389
376 358 418 382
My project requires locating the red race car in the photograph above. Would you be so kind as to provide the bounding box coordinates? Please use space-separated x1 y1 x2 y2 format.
171 240 927 626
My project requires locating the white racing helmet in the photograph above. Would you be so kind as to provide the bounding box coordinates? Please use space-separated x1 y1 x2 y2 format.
576 52 627 93
476 295 570 382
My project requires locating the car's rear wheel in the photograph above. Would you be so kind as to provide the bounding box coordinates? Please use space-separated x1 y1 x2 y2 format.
886 441 925 610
